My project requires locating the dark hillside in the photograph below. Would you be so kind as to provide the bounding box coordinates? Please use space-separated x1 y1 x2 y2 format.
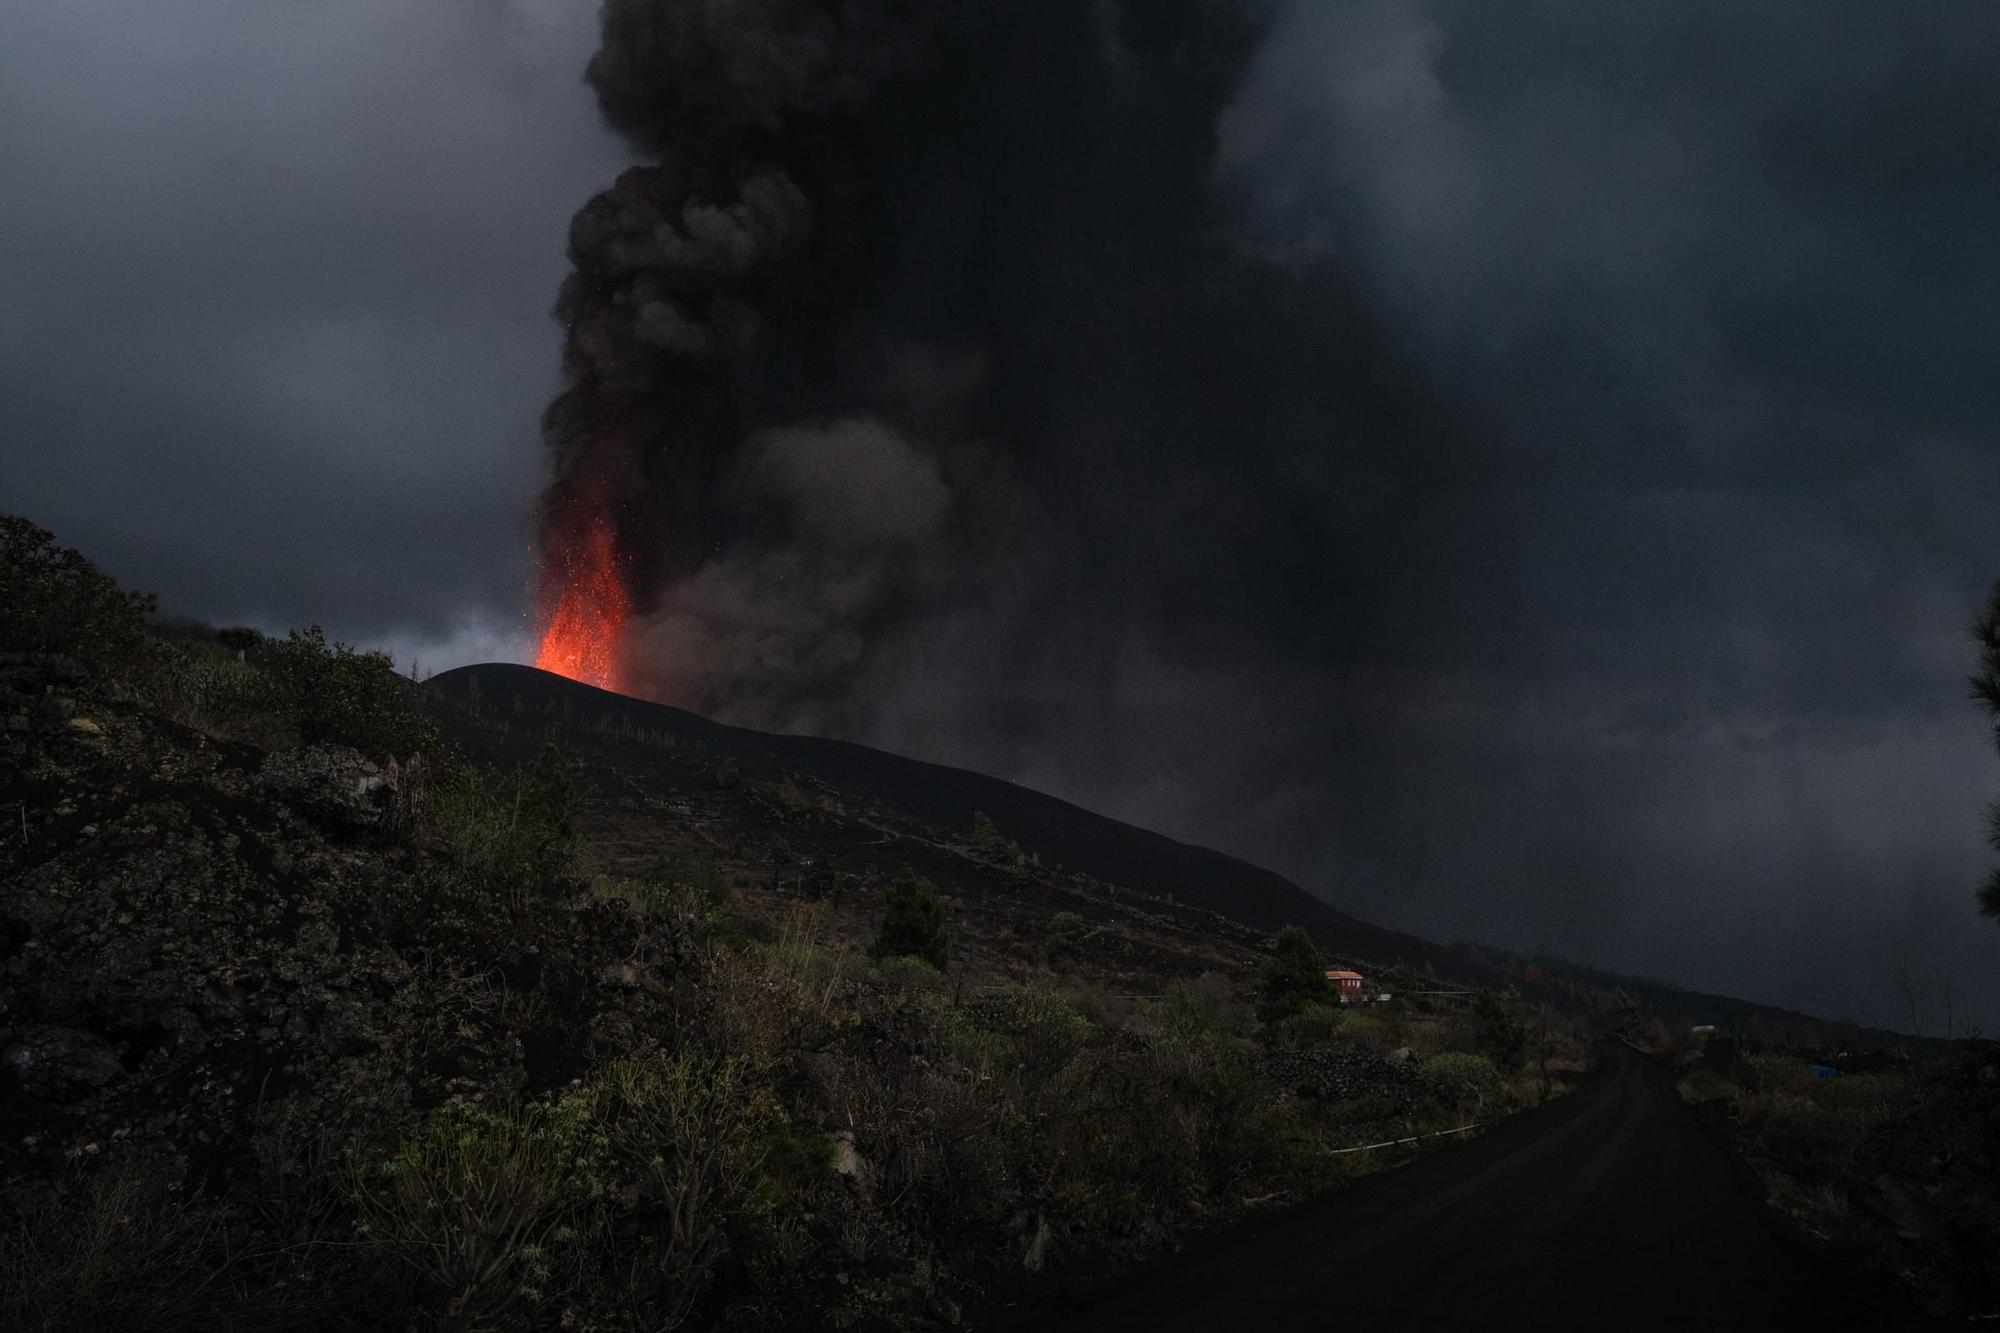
0 619 1594 1328
422 664 1932 1051
424 663 1474 978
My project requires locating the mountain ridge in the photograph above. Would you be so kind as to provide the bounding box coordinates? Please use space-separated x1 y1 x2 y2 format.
423 663 1457 971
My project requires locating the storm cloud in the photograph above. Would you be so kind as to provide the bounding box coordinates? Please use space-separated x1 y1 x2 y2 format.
7 1 2000 1030
1194 0 2000 1026
0 0 629 666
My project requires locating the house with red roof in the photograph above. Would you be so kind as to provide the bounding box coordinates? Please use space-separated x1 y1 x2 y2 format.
1324 969 1365 1001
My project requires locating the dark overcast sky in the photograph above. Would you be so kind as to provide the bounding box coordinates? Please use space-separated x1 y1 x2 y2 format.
6 1 1998 1032
1 0 623 667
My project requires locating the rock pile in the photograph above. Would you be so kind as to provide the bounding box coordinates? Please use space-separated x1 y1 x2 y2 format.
1262 1044 1423 1112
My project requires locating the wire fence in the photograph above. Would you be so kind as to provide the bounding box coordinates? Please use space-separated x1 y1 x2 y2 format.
1328 1122 1483 1155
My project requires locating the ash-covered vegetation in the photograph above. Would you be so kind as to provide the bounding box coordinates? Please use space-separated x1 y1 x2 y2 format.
1664 991 2000 1317
1 518 1591 1330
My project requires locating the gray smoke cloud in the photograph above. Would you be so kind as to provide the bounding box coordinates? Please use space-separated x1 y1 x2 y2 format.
620 415 952 727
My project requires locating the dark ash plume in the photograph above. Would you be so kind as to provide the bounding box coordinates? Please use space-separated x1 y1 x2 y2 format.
536 0 946 714
535 0 1264 727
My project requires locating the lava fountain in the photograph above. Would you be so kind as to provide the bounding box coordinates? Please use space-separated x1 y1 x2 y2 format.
534 484 629 692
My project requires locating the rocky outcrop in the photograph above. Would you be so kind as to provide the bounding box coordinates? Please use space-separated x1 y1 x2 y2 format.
253 743 406 828
1262 1045 1422 1113
0 654 687 1229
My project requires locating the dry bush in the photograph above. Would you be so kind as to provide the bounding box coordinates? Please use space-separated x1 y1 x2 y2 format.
1681 1057 1913 1186
1736 1071 1909 1178
344 1092 606 1330
147 647 284 744
997 983 1092 1117
423 745 581 906
714 904 854 1067
1039 1024 1279 1244
1502 1070 1548 1107
1065 979 1141 1030
1269 1002 1345 1048
1420 1052 1503 1121
1334 1012 1391 1054
590 1051 795 1329
1395 1017 1455 1057
0 1162 254 1333
1180 971 1255 1037
261 627 441 761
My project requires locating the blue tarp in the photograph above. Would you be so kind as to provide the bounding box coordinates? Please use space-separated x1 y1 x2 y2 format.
1807 1064 1840 1079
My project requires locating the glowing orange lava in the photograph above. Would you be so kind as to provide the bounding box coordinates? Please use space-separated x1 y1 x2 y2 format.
534 505 628 692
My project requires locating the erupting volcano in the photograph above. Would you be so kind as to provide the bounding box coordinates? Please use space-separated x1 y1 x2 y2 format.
534 491 628 692
528 3 980 720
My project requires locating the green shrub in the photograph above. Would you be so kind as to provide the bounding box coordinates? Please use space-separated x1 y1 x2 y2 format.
428 744 580 902
1420 1052 1502 1120
0 515 158 680
1131 1025 1269 1213
1271 1002 1344 1048
591 1051 792 1325
870 867 950 971
265 626 440 760
1047 910 1091 963
1473 991 1528 1070
345 1092 608 1328
1161 979 1221 1043
146 645 276 742
1160 973 1252 1042
871 951 952 996
1001 984 1091 1112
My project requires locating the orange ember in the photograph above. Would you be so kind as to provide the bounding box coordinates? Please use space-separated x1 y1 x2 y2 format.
535 507 628 691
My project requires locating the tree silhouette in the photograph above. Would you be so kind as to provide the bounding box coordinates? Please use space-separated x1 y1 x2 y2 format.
1257 926 1333 1025
1973 584 2000 922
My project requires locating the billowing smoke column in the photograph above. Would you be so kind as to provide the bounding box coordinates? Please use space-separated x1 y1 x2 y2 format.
533 0 948 707
535 0 1258 727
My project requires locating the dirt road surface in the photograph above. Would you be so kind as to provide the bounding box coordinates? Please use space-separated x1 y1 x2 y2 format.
1012 1041 1929 1332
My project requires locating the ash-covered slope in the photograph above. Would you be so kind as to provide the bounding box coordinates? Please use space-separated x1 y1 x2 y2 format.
424 662 1473 978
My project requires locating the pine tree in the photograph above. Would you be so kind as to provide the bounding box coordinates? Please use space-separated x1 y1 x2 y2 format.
871 867 950 971
1257 926 1332 1025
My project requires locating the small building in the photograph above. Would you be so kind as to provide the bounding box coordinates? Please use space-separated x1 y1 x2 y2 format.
1324 969 1365 1000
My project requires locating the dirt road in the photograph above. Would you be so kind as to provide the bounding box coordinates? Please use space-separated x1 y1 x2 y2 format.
1014 1041 1926 1331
